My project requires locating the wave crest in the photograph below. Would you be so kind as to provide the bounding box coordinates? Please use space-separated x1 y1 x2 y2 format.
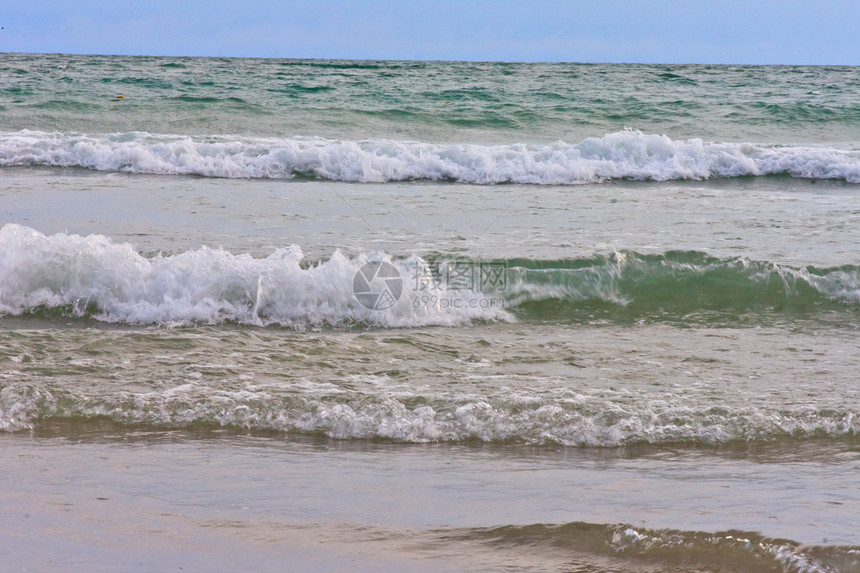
1 226 858 328
0 224 510 328
2 129 860 183
2 378 857 445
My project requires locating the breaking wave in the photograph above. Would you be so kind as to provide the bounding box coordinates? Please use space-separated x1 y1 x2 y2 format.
1 225 858 328
2 129 860 183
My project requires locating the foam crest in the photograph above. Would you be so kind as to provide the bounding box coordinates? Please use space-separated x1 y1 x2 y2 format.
2 129 859 183
2 379 857 445
2 226 858 328
0 225 510 327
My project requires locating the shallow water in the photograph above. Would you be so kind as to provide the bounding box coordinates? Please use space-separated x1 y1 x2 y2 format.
3 432 859 572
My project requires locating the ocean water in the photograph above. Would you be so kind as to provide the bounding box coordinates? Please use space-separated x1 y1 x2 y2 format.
1 53 859 572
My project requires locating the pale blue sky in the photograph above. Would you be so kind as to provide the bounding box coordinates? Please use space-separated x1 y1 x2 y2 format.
2 1 859 64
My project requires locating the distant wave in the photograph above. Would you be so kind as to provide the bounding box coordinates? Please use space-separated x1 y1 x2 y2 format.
2 129 860 183
1 225 858 329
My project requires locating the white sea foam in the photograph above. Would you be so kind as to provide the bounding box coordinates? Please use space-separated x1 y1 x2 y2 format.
2 129 860 183
1 226 858 329
0 224 511 327
1 379 857 445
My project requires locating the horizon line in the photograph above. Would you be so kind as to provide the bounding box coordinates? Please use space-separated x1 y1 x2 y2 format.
2 51 856 67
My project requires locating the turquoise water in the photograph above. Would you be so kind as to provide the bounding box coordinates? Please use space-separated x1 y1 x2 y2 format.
4 54 860 143
1 53 859 571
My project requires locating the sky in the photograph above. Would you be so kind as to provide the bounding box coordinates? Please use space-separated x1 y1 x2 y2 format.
2 0 859 65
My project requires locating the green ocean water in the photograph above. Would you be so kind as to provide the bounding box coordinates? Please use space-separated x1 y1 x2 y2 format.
1 53 860 572
4 53 860 143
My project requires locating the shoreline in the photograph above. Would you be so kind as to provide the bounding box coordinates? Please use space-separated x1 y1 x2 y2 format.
2 432 858 571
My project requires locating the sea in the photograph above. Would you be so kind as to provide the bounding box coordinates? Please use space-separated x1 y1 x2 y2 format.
1 53 859 572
